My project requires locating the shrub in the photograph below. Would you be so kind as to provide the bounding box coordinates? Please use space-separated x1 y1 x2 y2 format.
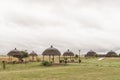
41 61 51 66
74 54 79 60
64 60 67 64
78 59 81 63
59 60 64 63
64 58 68 65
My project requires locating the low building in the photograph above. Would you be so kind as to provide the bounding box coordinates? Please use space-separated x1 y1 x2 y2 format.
85 50 97 57
106 50 118 57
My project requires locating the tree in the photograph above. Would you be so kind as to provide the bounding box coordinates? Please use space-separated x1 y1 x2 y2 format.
75 54 78 59
13 51 28 62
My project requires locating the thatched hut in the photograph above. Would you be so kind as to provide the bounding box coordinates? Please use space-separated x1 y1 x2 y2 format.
7 48 21 61
106 50 118 57
63 49 74 60
29 51 38 61
85 50 97 57
42 45 61 63
7 48 29 62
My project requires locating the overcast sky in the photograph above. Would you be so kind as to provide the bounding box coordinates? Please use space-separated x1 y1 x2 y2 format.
0 0 120 55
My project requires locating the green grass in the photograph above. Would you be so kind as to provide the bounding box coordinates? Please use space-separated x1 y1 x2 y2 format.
0 58 120 80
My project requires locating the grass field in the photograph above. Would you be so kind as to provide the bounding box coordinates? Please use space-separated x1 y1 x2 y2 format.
0 58 120 80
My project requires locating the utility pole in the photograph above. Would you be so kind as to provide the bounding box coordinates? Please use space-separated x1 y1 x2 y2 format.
78 50 81 63
2 61 6 70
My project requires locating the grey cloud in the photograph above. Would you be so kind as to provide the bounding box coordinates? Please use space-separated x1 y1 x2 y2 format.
5 14 65 29
0 0 120 55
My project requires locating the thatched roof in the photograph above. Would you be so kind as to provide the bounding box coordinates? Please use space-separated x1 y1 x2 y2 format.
29 51 38 56
85 50 97 57
42 45 61 56
106 50 118 57
7 48 21 56
63 49 74 56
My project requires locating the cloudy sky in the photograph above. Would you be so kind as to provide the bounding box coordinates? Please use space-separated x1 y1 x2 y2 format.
0 0 120 55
